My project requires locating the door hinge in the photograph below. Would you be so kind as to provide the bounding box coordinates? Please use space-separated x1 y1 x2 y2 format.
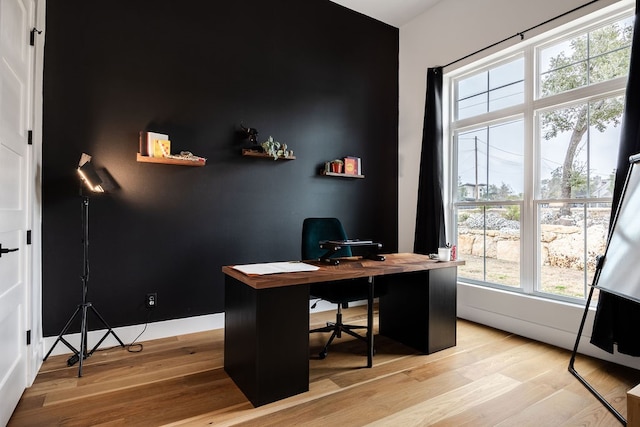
30 28 42 46
28 130 33 145
26 330 31 346
27 230 32 245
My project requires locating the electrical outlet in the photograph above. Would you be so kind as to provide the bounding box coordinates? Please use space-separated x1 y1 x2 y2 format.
145 293 157 309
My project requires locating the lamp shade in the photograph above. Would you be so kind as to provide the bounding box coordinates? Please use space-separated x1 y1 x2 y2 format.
77 153 104 192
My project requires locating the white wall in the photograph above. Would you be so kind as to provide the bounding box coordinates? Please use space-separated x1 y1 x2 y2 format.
399 0 640 369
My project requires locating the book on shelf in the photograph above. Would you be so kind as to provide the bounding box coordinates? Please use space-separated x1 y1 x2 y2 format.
139 131 169 157
344 156 361 175
139 131 149 156
154 139 171 157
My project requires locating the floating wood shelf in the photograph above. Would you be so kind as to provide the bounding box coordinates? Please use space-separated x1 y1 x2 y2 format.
321 171 365 179
136 153 206 167
242 149 296 160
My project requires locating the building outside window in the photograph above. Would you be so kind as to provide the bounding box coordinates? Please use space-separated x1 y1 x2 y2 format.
447 5 633 303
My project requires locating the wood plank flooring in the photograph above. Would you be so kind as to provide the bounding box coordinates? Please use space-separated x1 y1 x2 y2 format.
9 306 640 426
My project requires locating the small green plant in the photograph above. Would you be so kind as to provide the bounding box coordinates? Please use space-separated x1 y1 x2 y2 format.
261 136 291 160
504 205 520 221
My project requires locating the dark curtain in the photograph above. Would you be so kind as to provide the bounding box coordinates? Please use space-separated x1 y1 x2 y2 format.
414 67 447 254
590 0 640 356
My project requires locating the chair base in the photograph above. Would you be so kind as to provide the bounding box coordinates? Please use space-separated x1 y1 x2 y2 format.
310 311 368 359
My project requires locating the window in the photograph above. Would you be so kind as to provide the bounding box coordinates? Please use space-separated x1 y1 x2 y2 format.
448 7 633 303
456 57 524 120
538 20 633 98
456 119 523 289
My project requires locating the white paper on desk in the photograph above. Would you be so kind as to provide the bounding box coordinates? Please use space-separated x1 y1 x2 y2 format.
232 261 319 276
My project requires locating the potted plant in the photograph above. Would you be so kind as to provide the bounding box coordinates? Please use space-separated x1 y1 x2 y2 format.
261 136 292 160
330 159 344 173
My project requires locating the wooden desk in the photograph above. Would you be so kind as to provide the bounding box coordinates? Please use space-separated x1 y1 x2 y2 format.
222 253 463 407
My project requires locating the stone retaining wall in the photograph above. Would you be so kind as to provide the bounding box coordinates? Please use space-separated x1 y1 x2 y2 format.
458 223 608 270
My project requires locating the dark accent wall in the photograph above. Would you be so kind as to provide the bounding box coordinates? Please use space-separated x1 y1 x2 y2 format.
42 0 399 336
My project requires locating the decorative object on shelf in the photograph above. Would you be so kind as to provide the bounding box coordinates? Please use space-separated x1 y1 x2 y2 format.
140 131 169 157
344 156 361 175
137 130 206 166
321 156 364 178
260 136 294 160
238 124 295 160
153 139 171 158
329 159 343 173
240 124 260 148
163 150 206 163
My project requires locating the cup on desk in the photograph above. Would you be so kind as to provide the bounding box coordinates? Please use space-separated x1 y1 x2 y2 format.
438 247 451 262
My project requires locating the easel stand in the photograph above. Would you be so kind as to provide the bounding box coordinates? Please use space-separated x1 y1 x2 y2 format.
43 195 124 377
568 258 626 425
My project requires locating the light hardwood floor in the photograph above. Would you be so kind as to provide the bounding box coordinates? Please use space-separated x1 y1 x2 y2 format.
9 306 640 426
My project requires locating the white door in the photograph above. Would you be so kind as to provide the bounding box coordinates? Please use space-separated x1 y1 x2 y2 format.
0 0 37 424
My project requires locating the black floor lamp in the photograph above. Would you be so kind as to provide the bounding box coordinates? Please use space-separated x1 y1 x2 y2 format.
43 153 124 377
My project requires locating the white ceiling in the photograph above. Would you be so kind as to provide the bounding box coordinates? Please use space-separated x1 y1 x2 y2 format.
329 0 443 27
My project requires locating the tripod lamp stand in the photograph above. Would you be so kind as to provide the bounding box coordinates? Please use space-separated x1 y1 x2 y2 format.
43 153 125 377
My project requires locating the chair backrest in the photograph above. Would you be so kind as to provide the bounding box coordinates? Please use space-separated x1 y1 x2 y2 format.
301 218 353 260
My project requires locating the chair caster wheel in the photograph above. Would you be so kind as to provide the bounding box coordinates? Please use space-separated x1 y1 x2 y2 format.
319 351 327 359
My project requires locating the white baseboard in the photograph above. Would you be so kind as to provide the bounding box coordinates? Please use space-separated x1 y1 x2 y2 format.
43 312 226 357
42 301 357 358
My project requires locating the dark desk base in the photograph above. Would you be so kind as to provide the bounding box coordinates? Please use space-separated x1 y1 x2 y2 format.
224 277 310 406
379 267 457 353
224 266 457 407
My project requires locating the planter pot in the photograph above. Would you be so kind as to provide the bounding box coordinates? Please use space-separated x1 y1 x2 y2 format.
331 163 343 173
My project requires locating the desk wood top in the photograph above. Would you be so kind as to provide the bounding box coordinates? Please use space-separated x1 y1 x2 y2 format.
222 253 464 289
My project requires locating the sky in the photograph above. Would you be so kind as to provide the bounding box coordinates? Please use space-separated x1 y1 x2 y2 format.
456 118 621 197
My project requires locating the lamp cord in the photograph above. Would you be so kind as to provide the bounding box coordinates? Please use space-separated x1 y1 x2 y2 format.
125 311 152 353
88 310 151 355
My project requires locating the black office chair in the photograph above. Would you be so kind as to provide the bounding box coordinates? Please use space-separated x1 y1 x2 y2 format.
302 217 375 360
